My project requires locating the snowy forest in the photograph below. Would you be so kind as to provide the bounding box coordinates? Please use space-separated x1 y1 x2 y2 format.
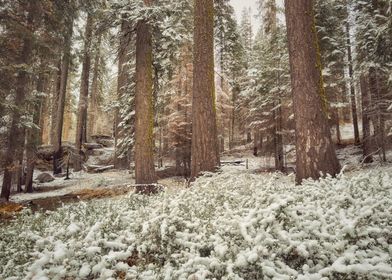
1 0 392 279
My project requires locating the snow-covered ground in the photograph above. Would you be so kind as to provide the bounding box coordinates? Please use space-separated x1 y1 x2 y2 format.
1 161 391 279
7 170 134 203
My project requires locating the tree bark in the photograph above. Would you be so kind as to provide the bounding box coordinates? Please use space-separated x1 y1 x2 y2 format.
88 34 102 141
134 0 157 187
1 1 37 200
74 14 93 172
284 0 340 184
50 58 62 145
53 18 73 174
360 74 373 163
191 0 220 178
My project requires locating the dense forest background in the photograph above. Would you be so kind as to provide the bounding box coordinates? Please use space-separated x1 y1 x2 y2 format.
1 1 392 279
0 0 391 200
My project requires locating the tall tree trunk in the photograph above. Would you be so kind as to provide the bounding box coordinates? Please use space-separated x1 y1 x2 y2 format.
53 18 73 174
50 58 62 145
191 0 220 178
39 70 52 145
360 74 373 163
62 76 73 141
25 67 47 192
1 1 37 200
134 0 157 188
345 19 360 145
114 20 131 169
273 100 284 171
333 90 342 145
284 0 340 184
15 127 27 193
88 35 102 140
229 85 238 150
74 14 93 172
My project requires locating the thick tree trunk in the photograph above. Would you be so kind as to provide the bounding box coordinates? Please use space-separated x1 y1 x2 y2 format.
53 19 73 174
284 0 340 184
74 14 93 172
1 1 37 200
191 0 220 178
360 74 373 163
345 20 360 145
134 0 157 187
25 68 46 192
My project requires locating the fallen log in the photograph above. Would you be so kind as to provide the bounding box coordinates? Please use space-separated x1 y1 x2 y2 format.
85 164 114 173
83 143 103 150
220 160 245 166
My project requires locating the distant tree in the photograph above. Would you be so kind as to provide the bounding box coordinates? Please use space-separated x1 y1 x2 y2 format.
239 7 253 70
52 1 76 174
284 0 340 183
214 0 245 151
355 0 392 162
74 13 94 172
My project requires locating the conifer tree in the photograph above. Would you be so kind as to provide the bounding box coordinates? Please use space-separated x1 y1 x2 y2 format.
191 0 220 178
285 0 340 183
134 0 157 189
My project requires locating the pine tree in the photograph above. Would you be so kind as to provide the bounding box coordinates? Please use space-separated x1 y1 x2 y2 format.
355 0 392 162
74 13 94 172
134 0 157 190
191 0 220 178
1 0 39 200
284 0 340 184
52 1 76 175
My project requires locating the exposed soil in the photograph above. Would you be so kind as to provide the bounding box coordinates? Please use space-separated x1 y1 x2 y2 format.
0 185 136 221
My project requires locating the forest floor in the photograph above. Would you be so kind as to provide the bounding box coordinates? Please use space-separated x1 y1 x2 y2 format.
1 128 392 279
0 142 385 219
0 145 391 279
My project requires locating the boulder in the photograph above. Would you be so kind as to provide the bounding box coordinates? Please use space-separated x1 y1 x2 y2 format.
35 172 55 183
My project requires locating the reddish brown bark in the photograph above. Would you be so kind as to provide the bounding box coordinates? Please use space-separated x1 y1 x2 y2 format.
191 0 220 179
284 0 340 184
134 0 157 187
88 35 102 140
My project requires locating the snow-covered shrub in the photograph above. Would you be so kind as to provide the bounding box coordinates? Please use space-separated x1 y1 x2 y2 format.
1 167 392 279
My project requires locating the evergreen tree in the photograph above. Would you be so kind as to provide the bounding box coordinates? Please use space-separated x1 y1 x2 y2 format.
191 0 220 178
285 0 340 184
